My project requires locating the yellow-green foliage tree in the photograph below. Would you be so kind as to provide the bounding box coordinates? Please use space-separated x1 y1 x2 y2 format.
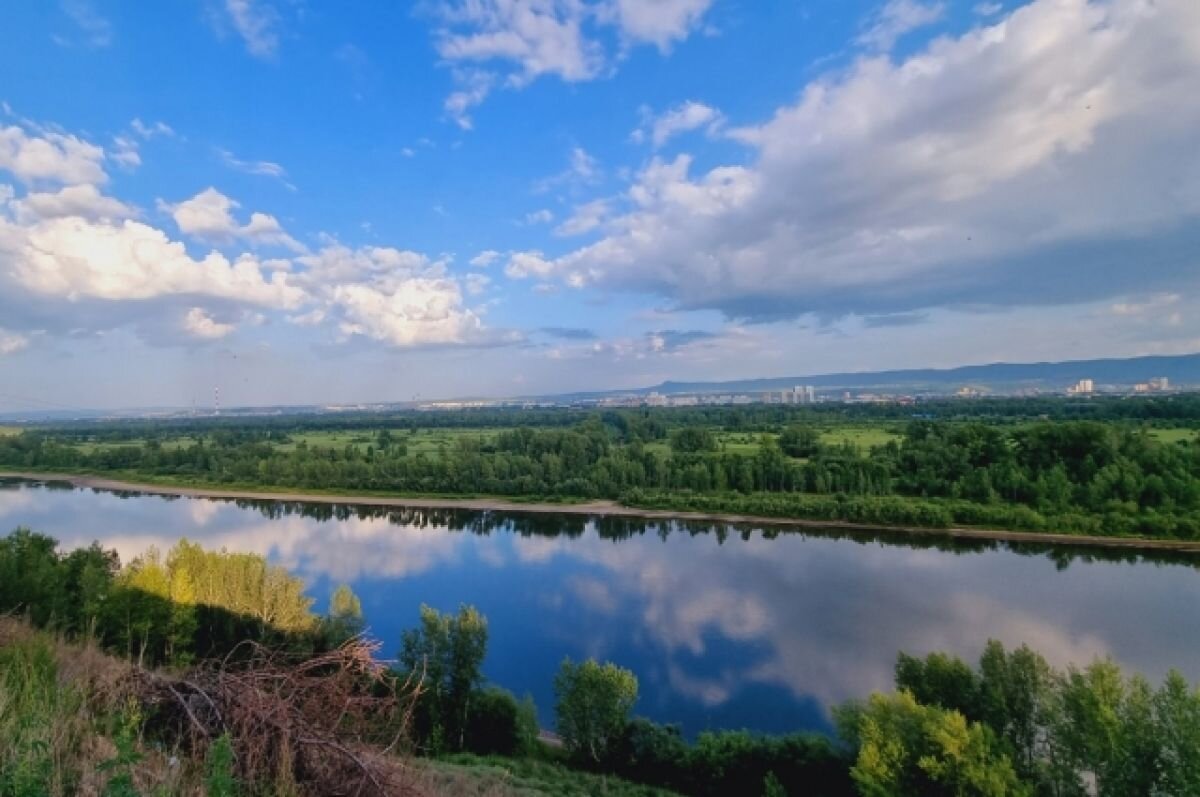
840 691 1027 797
104 539 316 666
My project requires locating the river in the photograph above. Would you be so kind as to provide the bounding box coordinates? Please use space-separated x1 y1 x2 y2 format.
2 476 1198 737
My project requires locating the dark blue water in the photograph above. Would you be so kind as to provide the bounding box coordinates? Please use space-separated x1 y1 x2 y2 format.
3 478 1199 736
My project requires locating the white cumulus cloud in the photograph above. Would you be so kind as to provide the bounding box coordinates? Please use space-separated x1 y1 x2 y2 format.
430 0 715 127
0 213 306 308
296 243 512 349
512 0 1200 322
857 0 946 52
183 307 236 339
634 100 723 147
14 184 135 222
504 250 556 279
162 187 304 252
0 124 107 185
555 198 609 236
606 0 715 51
435 0 606 84
470 249 502 268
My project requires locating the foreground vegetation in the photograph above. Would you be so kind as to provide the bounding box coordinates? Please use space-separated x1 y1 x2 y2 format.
2 397 1199 540
0 617 680 797
3 528 1200 795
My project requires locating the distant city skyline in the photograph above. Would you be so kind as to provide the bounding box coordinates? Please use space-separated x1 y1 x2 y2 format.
2 0 1200 412
0 349 1190 419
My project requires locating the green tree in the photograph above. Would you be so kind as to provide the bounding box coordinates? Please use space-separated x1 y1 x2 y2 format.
779 426 822 458
895 651 981 720
1153 670 1200 795
554 657 638 765
1055 659 1126 795
399 603 488 752
166 567 198 666
977 640 1057 781
670 427 717 454
844 691 1027 797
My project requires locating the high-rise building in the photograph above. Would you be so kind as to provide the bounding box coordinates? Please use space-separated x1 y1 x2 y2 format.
781 385 816 404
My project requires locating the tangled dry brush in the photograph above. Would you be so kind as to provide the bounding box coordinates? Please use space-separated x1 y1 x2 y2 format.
133 637 424 797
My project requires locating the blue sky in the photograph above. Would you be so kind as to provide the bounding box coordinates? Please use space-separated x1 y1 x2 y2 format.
1 0 1198 410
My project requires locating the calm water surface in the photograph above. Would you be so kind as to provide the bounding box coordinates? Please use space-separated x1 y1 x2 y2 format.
3 478 1199 736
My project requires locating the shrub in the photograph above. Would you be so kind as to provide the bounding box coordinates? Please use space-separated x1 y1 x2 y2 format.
464 688 539 757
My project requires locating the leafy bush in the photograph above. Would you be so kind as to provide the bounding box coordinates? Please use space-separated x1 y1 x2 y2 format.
464 687 539 757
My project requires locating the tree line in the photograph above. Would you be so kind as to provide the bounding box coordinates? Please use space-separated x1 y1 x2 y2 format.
24 394 1200 444
0 528 352 667
2 411 1198 537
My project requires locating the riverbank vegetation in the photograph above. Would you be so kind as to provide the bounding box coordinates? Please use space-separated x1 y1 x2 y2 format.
3 528 1200 795
2 397 1198 540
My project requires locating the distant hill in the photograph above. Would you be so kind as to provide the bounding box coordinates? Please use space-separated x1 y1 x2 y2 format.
606 353 1200 397
4 353 1197 421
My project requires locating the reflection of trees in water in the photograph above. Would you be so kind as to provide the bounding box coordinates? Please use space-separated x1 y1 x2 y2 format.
0 477 74 492
90 486 1200 571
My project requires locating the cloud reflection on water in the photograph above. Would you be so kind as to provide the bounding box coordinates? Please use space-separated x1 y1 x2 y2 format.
3 480 1199 733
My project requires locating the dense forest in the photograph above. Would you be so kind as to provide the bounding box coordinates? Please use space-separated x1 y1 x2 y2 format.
3 530 1198 796
2 398 1199 539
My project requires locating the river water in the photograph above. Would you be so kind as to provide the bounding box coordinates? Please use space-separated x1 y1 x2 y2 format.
2 477 1198 736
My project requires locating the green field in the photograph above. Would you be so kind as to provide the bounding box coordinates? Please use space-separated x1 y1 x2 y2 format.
60 423 905 461
713 426 902 455
64 427 515 459
817 426 901 450
279 427 508 455
56 423 1190 465
1147 427 1199 445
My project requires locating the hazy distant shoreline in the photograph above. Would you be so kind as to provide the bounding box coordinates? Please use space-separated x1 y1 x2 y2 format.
4 471 1199 554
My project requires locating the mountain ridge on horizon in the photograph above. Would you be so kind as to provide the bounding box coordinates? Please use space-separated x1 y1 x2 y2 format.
2 352 1198 421
558 351 1200 399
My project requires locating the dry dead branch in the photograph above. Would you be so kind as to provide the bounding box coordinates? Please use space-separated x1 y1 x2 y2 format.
133 637 424 796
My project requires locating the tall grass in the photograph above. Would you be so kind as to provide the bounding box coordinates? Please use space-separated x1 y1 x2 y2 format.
0 634 89 796
0 618 212 797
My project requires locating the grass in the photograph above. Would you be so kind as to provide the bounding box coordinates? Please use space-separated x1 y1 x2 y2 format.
817 426 901 450
1147 428 1199 445
0 618 199 797
0 634 86 795
60 423 911 463
648 426 903 457
418 754 680 796
715 432 767 454
59 428 515 458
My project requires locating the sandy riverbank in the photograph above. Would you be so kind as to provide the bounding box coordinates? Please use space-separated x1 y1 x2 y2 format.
4 471 1200 553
